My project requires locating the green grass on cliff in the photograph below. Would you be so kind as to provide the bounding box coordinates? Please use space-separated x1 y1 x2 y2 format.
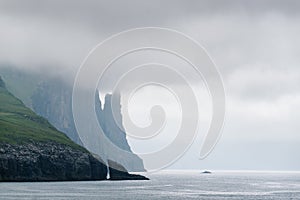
0 77 86 152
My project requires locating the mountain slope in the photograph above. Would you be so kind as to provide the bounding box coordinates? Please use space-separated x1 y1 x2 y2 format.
0 76 82 150
0 67 145 172
0 76 108 181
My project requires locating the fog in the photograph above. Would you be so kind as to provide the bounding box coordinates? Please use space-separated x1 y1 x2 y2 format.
0 0 299 170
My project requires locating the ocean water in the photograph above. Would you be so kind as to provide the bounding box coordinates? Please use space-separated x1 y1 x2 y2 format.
1 171 300 200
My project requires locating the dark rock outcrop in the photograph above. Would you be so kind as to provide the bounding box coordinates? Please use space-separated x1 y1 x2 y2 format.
201 170 212 174
0 142 107 181
108 160 149 181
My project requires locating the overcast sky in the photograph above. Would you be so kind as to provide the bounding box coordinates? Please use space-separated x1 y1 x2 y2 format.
0 0 299 171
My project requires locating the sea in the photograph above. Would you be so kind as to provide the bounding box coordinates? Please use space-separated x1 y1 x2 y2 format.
1 171 300 200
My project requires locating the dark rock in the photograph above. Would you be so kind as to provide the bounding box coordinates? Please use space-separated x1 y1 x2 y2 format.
201 170 212 174
0 142 107 181
108 160 149 181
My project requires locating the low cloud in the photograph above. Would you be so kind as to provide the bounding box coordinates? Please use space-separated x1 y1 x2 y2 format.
0 0 299 170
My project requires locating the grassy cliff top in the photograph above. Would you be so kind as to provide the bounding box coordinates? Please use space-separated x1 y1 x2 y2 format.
0 76 86 152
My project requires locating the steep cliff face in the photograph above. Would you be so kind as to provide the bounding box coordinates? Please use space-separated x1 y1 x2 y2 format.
96 93 145 172
99 94 131 151
31 80 81 144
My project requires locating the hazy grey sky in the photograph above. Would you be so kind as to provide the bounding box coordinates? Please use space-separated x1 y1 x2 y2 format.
0 0 299 170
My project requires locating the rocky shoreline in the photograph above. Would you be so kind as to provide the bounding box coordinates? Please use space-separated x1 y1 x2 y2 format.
0 141 148 182
108 160 149 181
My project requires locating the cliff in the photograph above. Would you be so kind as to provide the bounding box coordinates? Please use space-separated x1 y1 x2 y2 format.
0 75 148 181
96 93 145 172
30 78 144 172
31 80 82 144
0 76 107 181
0 68 145 172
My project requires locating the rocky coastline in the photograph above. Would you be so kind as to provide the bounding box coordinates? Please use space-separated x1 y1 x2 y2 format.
0 141 148 182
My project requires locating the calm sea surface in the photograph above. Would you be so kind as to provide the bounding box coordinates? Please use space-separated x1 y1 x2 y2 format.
1 171 300 199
